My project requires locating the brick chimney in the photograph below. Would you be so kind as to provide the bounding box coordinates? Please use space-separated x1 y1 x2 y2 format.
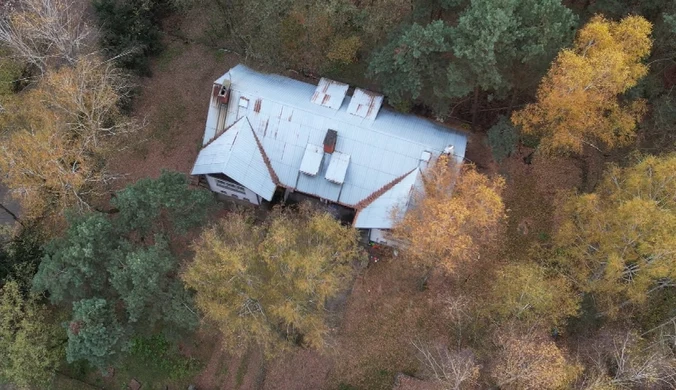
324 129 337 154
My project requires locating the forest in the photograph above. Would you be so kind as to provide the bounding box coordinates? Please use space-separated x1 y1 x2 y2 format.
0 0 674 389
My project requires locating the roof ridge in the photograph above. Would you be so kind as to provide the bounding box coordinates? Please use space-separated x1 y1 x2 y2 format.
245 117 280 185
354 167 418 210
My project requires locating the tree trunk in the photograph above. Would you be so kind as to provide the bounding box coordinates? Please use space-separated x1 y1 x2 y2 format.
471 86 480 131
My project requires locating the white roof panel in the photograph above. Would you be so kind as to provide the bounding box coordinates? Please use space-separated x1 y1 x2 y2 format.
325 152 350 184
347 88 384 121
299 144 324 176
311 78 348 110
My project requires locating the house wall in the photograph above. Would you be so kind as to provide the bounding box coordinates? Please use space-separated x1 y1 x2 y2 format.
206 175 260 205
369 228 401 246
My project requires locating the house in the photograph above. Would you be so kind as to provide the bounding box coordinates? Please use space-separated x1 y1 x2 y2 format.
191 65 467 245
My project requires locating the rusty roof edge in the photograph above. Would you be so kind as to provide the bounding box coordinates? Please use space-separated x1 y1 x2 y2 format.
201 117 243 150
354 167 418 211
246 117 281 185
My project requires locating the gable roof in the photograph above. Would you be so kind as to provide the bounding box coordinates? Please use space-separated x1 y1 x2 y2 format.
192 117 277 201
195 65 467 227
353 168 422 229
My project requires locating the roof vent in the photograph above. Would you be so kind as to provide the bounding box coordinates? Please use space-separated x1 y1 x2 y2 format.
311 78 348 110
443 145 454 156
325 151 350 184
347 88 383 120
324 129 337 154
299 144 324 176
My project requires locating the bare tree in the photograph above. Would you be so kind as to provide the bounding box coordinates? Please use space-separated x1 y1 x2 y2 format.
585 329 676 389
0 0 94 74
412 339 480 390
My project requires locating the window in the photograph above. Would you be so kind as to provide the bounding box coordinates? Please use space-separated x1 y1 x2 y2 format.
215 179 246 194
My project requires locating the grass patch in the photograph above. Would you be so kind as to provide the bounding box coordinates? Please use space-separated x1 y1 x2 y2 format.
115 334 202 389
156 44 183 72
235 350 251 388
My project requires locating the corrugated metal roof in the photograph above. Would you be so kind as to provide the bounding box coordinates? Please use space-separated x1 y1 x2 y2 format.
311 78 348 110
196 65 468 227
353 169 420 229
192 118 277 201
299 144 324 176
347 88 384 121
325 151 350 184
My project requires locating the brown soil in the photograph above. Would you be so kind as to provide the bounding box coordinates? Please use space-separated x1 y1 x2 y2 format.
108 40 237 188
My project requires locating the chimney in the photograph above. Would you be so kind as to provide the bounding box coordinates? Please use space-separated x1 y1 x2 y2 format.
324 129 337 154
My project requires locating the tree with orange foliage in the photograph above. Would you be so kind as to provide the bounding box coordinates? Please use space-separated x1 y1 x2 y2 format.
392 156 506 274
490 326 581 389
512 15 653 155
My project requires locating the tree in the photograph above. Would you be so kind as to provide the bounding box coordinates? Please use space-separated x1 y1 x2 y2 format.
368 20 452 110
369 0 577 116
392 156 506 273
583 328 676 389
66 298 126 370
0 0 94 74
33 172 215 368
487 115 518 163
412 340 480 390
552 154 676 317
512 15 653 154
485 262 579 327
0 56 139 222
490 326 581 389
93 0 169 74
183 205 362 354
448 0 577 121
0 281 63 388
111 170 217 237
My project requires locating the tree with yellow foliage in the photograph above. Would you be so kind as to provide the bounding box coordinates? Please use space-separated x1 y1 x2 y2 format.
485 262 579 328
393 157 506 274
512 15 653 154
0 56 138 221
553 154 676 317
183 205 362 355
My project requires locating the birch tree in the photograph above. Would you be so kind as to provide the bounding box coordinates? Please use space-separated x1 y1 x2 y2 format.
553 154 676 317
512 15 653 154
183 205 362 355
0 56 139 221
392 156 506 273
0 0 94 74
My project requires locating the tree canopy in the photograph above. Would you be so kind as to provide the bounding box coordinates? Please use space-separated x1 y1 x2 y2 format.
393 156 506 273
0 281 63 388
553 154 676 317
32 171 216 369
369 0 577 115
512 15 653 154
183 205 362 354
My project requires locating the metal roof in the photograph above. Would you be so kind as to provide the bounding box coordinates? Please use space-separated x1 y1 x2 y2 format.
311 78 348 110
353 168 421 229
347 88 384 121
196 65 468 228
325 151 350 184
192 117 277 201
299 144 324 176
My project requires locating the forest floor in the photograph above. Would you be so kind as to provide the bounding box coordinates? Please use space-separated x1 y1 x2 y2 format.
99 6 589 390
